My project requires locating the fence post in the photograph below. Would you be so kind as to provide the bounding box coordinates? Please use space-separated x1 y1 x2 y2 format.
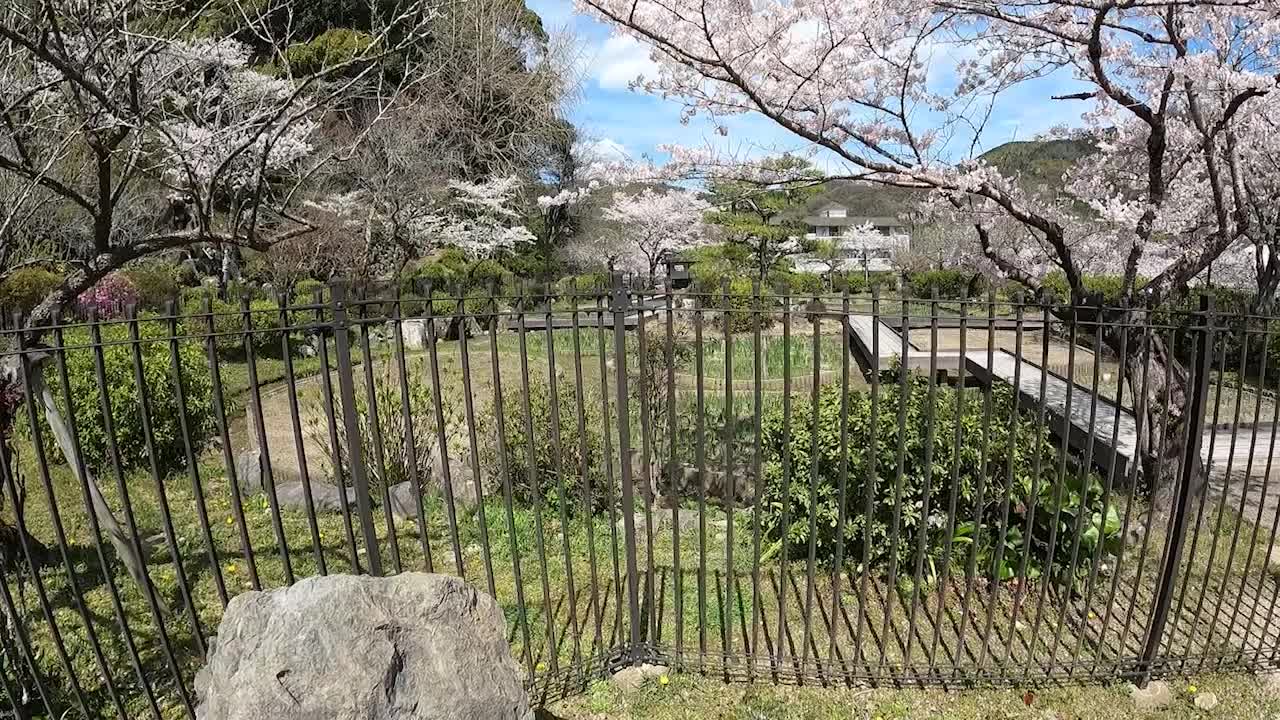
611 272 644 662
1138 293 1212 682
330 281 383 576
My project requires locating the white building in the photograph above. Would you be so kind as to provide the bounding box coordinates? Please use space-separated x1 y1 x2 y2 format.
794 202 909 274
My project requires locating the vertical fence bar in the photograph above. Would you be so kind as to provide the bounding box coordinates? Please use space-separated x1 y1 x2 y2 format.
849 284 870 671
239 295 294 584
487 289 534 679
167 301 228 604
1138 295 1213 681
125 305 205 653
356 289 403 575
570 294 601 661
928 297 967 667
544 282 582 668
612 273 643 662
1118 325 1176 664
977 293 1025 669
800 294 823 682
694 288 708 670
903 290 940 672
748 278 765 680
203 295 260 587
777 288 794 675
459 285 495 594
831 289 856 678
389 292 431 573
515 283 559 675
330 283 382 576
953 291 997 672
424 283 463 577
721 277 737 676
668 276 684 670
313 288 361 573
879 296 911 673
634 284 655 653
276 292 326 575
595 290 624 656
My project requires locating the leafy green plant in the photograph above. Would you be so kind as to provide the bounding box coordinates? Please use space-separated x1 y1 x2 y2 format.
313 357 469 495
122 261 180 311
35 319 214 476
481 373 610 512
179 295 288 358
756 373 1120 585
0 266 62 315
907 269 985 300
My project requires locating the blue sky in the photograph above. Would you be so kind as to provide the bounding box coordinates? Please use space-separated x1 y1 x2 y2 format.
528 0 1092 168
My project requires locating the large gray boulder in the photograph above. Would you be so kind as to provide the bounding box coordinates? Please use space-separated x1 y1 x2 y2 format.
234 449 264 495
274 482 354 514
196 573 532 720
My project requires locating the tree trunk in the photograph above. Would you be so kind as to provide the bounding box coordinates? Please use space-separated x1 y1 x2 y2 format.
28 371 155 596
1105 315 1206 514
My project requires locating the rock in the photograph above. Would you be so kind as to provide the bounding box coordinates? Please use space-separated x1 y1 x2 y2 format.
1193 691 1219 711
610 663 669 693
234 449 264 495
1129 680 1172 711
401 319 431 350
274 482 355 514
618 509 701 536
298 343 317 358
387 481 420 519
195 573 531 720
433 459 488 508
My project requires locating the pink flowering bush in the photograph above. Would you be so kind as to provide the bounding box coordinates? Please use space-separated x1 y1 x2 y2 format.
78 272 140 319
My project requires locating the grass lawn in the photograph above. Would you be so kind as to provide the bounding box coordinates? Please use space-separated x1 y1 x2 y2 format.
550 672 1280 719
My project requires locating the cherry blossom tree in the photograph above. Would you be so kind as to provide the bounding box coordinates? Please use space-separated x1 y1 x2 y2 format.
568 187 712 280
0 0 432 598
577 0 1280 507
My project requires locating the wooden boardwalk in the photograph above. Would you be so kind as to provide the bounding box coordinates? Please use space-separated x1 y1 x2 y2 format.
846 314 1280 494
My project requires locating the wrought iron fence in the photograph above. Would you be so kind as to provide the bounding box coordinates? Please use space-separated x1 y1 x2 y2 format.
0 274 1278 718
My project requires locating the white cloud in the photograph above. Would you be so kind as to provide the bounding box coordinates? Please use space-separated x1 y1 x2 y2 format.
594 35 661 90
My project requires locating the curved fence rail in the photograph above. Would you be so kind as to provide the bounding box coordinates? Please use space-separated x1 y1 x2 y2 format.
0 275 1278 717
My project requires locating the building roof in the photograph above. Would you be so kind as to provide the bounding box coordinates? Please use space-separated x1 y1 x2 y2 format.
802 215 905 228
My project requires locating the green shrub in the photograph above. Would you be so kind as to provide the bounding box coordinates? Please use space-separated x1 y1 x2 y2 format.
833 271 895 295
36 319 214 476
772 271 825 297
178 295 287 357
481 374 609 512
0 267 62 315
123 262 179 311
284 28 374 75
558 273 608 296
757 375 1120 584
907 269 985 299
313 357 465 495
292 279 327 303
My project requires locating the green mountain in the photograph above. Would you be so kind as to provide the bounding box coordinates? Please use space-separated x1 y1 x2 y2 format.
978 138 1096 192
